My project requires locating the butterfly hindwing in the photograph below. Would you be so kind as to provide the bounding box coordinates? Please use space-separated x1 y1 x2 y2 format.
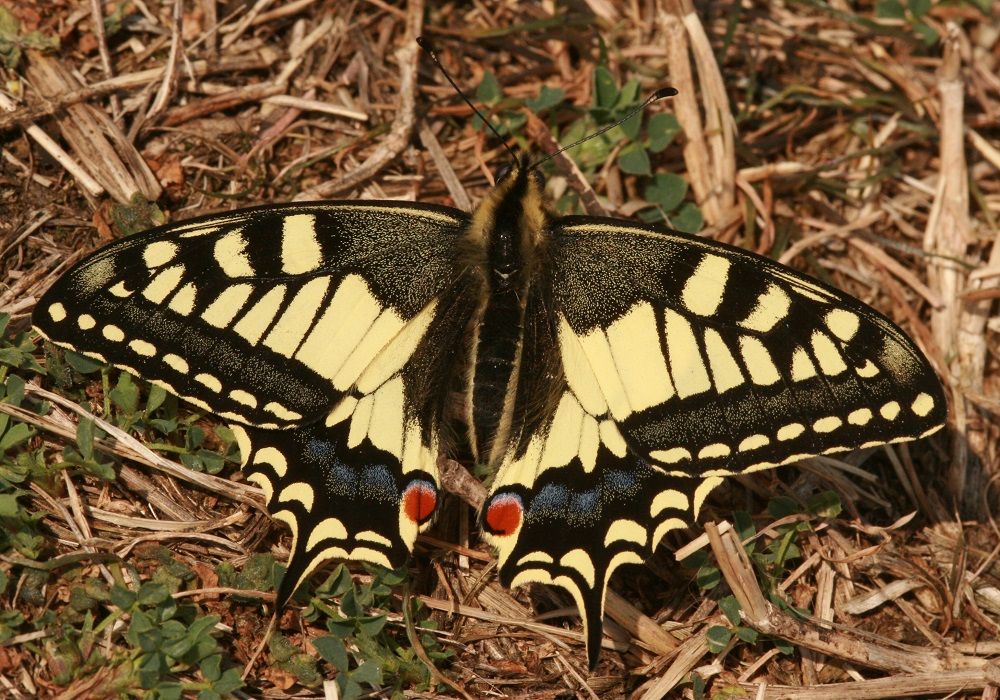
483 215 946 666
33 201 475 584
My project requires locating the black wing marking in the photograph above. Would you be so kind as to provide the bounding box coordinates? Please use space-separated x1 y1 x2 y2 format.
483 216 946 667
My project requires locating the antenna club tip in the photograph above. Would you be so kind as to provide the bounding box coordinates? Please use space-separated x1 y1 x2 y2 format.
416 36 433 51
654 86 679 100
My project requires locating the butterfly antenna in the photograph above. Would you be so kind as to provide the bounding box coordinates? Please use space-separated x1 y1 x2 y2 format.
528 86 678 171
416 37 520 167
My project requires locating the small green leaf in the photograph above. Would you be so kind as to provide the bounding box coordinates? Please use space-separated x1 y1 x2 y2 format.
476 71 502 105
619 111 643 141
314 635 350 669
875 0 906 18
913 21 939 46
735 625 758 644
767 496 799 519
64 350 103 374
110 585 137 610
145 384 167 416
645 172 687 211
696 564 721 590
670 202 703 233
137 582 171 606
352 659 383 685
4 374 24 405
212 667 243 694
0 493 21 517
705 625 732 653
907 0 931 17
0 422 32 452
617 143 651 175
525 85 565 112
648 112 681 152
718 595 742 625
614 79 641 110
110 372 139 414
77 417 95 461
593 66 618 109
807 491 842 518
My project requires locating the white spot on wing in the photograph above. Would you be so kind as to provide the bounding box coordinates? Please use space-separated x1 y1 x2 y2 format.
281 214 322 274
214 229 253 277
129 339 156 356
739 336 781 385
143 241 178 268
650 447 692 464
811 331 847 376
682 254 730 316
777 423 805 441
812 416 842 433
606 302 674 411
163 353 189 374
848 408 873 425
911 392 934 417
698 443 731 459
169 282 198 316
233 285 287 344
48 303 67 322
263 277 330 357
880 401 901 420
195 373 222 392
664 309 711 398
103 325 124 342
704 329 743 393
790 347 817 382
825 309 860 341
142 264 185 304
77 314 96 330
202 283 254 328
740 283 790 333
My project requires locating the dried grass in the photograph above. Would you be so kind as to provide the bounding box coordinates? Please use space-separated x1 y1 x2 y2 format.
1 0 998 697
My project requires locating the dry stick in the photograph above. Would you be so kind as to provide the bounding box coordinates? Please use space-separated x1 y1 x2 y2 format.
147 0 184 120
739 667 1000 700
0 56 272 134
293 0 424 200
674 0 736 219
658 4 719 226
418 120 472 211
87 0 120 121
0 92 104 197
705 525 993 677
24 52 162 204
924 24 977 513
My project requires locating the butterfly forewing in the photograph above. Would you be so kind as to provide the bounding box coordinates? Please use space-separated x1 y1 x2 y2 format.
33 201 475 588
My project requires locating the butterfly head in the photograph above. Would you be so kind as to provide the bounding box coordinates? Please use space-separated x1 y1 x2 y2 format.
470 159 548 288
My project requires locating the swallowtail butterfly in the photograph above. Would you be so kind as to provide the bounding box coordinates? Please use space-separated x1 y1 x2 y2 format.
33 97 946 670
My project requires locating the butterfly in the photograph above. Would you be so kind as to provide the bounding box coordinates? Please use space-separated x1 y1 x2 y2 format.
32 99 947 670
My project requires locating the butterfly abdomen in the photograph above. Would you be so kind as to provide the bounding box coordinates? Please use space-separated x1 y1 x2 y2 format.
464 162 549 466
469 287 526 464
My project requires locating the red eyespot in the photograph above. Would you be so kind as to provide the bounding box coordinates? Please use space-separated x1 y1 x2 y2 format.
485 494 523 537
403 481 437 524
